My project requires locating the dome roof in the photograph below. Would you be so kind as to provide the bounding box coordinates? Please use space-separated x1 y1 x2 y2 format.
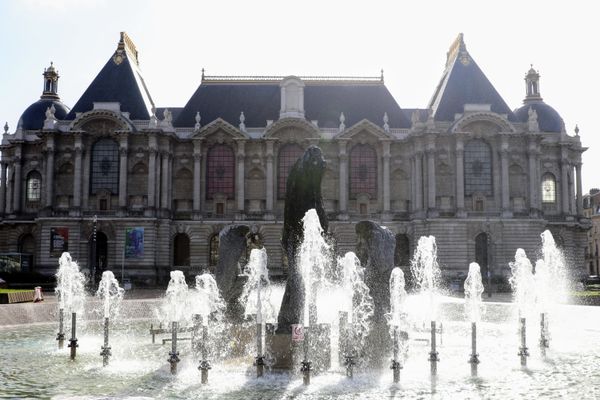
514 101 564 133
17 99 70 130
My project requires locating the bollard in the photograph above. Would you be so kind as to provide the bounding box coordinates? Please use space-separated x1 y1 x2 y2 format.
68 312 78 360
168 321 180 374
100 317 111 367
56 308 65 349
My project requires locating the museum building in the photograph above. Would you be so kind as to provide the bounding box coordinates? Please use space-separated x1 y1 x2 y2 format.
0 32 589 285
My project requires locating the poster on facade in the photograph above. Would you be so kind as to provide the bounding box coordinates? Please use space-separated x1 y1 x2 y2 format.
125 227 144 258
50 227 69 257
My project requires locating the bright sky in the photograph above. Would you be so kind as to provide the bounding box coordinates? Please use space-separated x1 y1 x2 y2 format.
1 0 598 192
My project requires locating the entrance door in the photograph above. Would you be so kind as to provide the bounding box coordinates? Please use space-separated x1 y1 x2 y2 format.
89 231 108 285
475 232 490 280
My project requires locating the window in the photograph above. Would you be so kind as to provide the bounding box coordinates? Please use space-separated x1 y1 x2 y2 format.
278 144 304 199
464 139 492 196
209 234 220 267
206 144 234 199
350 144 377 198
173 233 190 266
91 138 119 194
394 234 410 267
26 171 42 204
541 173 556 203
475 232 490 279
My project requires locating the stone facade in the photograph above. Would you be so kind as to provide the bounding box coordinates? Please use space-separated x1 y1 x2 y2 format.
583 190 600 276
0 33 590 286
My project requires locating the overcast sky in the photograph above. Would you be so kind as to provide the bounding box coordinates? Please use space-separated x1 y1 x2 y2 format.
1 0 598 192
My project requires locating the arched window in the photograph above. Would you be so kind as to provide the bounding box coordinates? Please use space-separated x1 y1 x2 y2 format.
350 144 377 198
173 233 190 266
206 144 234 199
91 138 119 194
209 234 220 267
26 171 42 205
464 139 492 196
541 173 556 204
278 144 304 199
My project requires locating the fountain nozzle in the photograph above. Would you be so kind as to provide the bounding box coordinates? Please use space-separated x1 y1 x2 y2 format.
344 355 356 378
199 360 211 384
300 359 311 385
391 359 402 383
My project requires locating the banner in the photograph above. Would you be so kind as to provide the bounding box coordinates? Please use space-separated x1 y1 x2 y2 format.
125 227 144 258
291 324 304 342
50 227 69 256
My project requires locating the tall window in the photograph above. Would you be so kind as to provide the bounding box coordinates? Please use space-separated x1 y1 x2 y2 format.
541 173 556 203
173 233 190 266
206 144 234 199
464 139 492 196
91 138 119 194
209 234 220 267
475 232 490 279
350 144 377 198
26 171 42 205
278 144 304 198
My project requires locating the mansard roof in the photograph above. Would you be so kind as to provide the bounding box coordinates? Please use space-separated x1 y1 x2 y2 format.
67 32 155 120
174 76 410 129
428 34 515 122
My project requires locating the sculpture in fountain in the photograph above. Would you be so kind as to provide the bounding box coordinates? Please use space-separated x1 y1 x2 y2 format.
355 220 396 368
277 146 327 333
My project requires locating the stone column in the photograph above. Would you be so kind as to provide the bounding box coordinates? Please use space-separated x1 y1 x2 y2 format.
147 134 157 210
382 140 391 213
527 140 538 214
561 160 570 215
45 136 55 209
167 154 173 210
265 140 274 214
415 151 423 212
236 140 246 214
161 151 169 209
576 162 583 216
338 140 348 216
0 160 6 215
426 147 436 211
500 138 510 215
118 135 128 209
193 140 202 213
455 137 465 215
13 147 22 213
5 163 13 214
82 147 90 209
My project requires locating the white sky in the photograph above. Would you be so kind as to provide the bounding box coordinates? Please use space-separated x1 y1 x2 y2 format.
1 0 598 192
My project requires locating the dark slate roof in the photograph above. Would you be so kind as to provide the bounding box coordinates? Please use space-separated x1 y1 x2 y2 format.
67 45 154 120
18 99 70 130
428 35 515 122
174 81 410 128
514 101 564 133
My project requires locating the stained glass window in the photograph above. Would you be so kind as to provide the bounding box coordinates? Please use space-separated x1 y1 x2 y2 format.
278 144 304 199
91 138 119 194
350 144 377 198
206 144 235 199
464 139 492 196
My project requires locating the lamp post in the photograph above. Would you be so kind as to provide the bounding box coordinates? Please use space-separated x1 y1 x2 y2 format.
91 215 97 288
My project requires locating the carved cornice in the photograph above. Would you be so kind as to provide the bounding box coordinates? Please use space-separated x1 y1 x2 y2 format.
263 117 319 138
70 109 134 132
336 119 394 140
191 118 247 140
451 112 516 134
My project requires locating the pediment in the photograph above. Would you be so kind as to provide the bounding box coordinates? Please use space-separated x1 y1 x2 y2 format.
336 119 394 140
191 118 248 140
263 117 319 139
70 109 134 133
451 112 515 134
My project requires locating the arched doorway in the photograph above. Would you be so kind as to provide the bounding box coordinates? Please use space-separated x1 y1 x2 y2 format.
173 233 190 267
18 234 36 272
475 232 490 281
89 231 108 285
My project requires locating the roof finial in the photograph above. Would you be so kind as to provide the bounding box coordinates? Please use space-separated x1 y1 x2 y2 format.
339 112 346 132
239 111 246 132
3 122 8 134
194 112 202 131
381 68 384 82
202 68 205 81
574 124 580 136
383 112 390 132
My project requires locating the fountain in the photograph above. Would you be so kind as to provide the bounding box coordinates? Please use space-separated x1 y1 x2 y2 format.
160 270 189 374
464 262 484 368
388 267 408 383
191 272 226 383
95 270 124 366
410 236 441 367
54 252 86 358
509 249 535 366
